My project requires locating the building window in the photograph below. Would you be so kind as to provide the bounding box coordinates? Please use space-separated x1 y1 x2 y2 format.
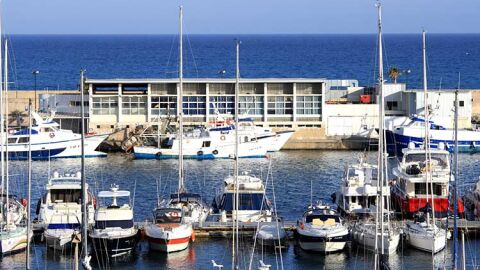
69 101 89 107
122 96 146 115
151 96 177 116
267 96 293 115
386 101 398 110
459 100 465 107
239 96 263 115
296 96 321 115
92 97 118 115
209 96 235 114
182 96 206 115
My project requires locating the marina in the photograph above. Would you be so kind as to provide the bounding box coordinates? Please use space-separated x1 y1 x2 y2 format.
1 1 480 270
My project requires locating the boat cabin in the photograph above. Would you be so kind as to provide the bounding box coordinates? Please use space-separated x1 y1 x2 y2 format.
154 208 183 224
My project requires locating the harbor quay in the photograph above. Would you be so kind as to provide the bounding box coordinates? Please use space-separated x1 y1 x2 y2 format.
7 79 480 151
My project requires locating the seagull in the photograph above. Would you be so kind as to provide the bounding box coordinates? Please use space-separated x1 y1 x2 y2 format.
212 260 224 269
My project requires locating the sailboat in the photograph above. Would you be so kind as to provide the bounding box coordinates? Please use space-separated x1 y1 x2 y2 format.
351 2 400 258
0 35 31 255
145 6 194 253
396 31 446 255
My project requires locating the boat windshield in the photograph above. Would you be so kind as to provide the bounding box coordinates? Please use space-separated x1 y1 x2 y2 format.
154 209 182 224
50 189 81 203
221 193 268 211
95 219 133 229
306 214 340 225
405 153 448 169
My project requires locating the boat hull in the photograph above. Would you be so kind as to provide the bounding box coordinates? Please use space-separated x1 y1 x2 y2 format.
406 229 446 253
90 233 138 258
295 231 348 253
0 227 30 255
3 134 108 160
391 188 465 218
44 229 77 250
147 236 191 253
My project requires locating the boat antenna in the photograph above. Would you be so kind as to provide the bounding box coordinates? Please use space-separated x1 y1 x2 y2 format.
27 99 32 270
80 69 91 269
178 5 185 194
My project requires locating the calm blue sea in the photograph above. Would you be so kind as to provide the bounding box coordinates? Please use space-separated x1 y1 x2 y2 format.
7 34 480 90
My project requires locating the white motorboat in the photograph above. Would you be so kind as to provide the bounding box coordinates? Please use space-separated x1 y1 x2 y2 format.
2 111 108 160
145 208 194 253
464 178 480 219
333 160 385 216
295 203 348 253
37 171 95 250
208 116 294 152
212 173 272 223
90 185 137 258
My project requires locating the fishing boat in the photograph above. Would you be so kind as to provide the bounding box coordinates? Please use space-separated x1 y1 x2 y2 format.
212 173 272 223
207 114 294 152
2 111 108 160
386 118 480 155
352 3 400 259
90 185 137 258
391 143 465 218
295 203 348 253
333 160 381 216
145 207 194 253
464 178 480 219
37 171 95 250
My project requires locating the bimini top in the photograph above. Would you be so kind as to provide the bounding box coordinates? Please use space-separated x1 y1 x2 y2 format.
47 171 84 189
98 185 130 198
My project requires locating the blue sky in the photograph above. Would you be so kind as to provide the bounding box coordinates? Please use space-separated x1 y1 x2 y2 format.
5 0 480 34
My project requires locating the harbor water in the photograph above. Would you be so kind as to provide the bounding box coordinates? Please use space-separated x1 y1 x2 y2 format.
1 150 479 269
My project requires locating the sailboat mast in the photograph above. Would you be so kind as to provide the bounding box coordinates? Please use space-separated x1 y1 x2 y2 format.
376 1 386 257
4 38 9 226
231 39 241 270
452 86 459 269
26 99 32 270
178 5 184 193
80 69 88 261
0 3 4 208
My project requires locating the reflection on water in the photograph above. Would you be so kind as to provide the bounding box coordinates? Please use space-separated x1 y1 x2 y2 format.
1 151 480 269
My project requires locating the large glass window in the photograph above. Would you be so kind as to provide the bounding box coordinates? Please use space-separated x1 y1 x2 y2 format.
122 96 146 115
267 96 293 115
296 96 321 115
151 96 177 116
209 96 235 114
239 96 263 115
182 96 206 115
92 96 118 115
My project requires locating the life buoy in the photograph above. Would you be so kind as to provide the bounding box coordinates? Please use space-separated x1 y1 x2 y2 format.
155 152 162 158
170 211 179 217
212 150 219 155
220 135 226 141
49 132 55 138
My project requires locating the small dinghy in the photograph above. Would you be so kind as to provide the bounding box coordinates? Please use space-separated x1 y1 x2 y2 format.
295 203 349 253
255 222 287 247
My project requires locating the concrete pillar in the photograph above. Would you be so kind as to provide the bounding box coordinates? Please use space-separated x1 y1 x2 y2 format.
88 83 93 131
321 82 326 128
292 82 297 126
117 83 122 126
205 83 210 123
147 83 152 123
263 83 268 127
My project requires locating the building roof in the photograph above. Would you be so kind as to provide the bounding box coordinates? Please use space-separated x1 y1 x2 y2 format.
85 78 328 84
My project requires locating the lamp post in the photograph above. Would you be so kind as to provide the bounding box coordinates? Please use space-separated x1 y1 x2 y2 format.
32 70 40 111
